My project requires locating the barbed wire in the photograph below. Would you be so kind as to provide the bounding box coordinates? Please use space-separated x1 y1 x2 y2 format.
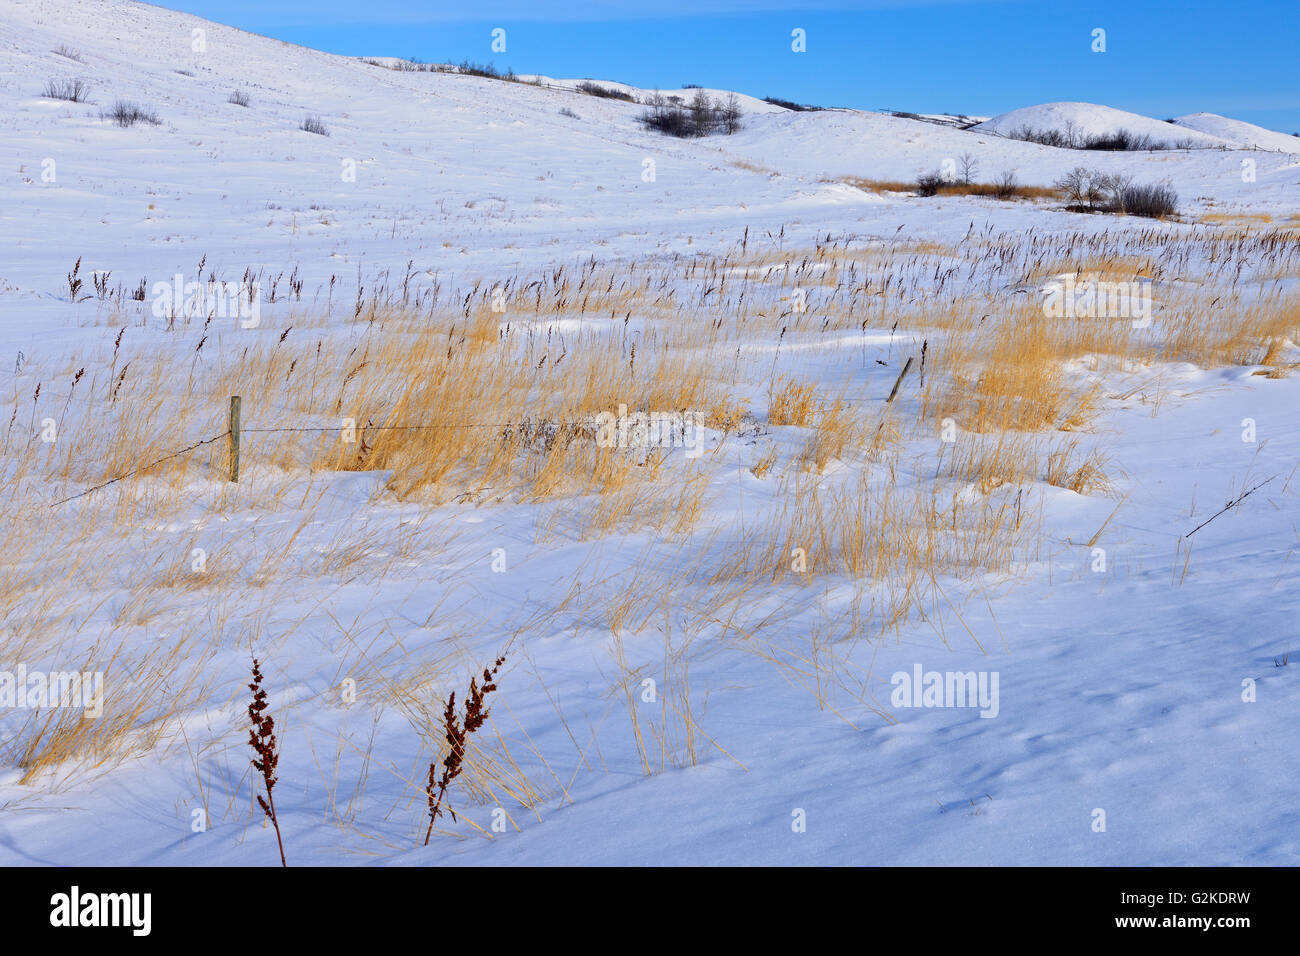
239 422 574 434
49 431 231 508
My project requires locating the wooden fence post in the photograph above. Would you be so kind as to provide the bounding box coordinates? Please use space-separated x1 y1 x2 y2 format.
229 395 241 482
886 356 915 404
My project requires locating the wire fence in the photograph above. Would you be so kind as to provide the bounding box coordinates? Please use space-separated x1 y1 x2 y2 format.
45 410 681 507
51 351 1224 509
50 431 232 507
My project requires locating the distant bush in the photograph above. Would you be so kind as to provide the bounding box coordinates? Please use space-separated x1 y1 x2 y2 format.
228 89 251 107
992 170 1019 199
575 81 635 102
1119 183 1178 218
1055 167 1106 209
52 45 84 62
1054 167 1176 217
640 89 741 137
915 171 945 197
1006 123 1075 148
42 78 91 103
1082 128 1160 151
1006 122 1182 152
763 96 824 112
641 101 694 137
362 57 433 73
558 107 580 119
300 115 329 136
103 100 161 127
453 60 517 82
914 170 1056 201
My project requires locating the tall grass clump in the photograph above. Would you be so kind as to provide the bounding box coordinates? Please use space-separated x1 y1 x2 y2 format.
915 170 1053 201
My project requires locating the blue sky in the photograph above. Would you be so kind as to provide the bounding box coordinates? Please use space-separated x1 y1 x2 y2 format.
152 0 1299 132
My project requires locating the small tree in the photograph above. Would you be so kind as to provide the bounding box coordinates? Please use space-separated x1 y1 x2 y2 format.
688 89 715 136
1097 172 1133 212
959 152 979 185
721 92 743 134
1056 167 1106 210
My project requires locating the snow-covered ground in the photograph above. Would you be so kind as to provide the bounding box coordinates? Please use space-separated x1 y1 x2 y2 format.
1 0 1297 866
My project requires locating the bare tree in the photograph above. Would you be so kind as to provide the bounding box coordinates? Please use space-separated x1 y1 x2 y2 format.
1055 167 1088 207
721 92 743 134
688 88 715 136
959 152 979 185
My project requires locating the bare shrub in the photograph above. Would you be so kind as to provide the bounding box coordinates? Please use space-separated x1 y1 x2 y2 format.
103 100 161 127
1082 128 1159 151
992 170 1019 200
1055 167 1127 211
1053 167 1176 217
299 115 329 136
639 94 696 138
916 171 946 196
42 78 91 103
227 89 251 107
1055 167 1102 209
1120 183 1179 218
454 60 517 82
575 81 635 102
1008 124 1176 151
762 95 824 111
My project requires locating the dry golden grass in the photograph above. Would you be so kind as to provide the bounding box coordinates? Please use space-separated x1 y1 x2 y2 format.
1199 210 1286 228
840 176 918 195
767 376 819 426
6 219 1297 792
843 176 1061 201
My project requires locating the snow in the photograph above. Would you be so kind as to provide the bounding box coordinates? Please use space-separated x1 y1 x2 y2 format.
975 101 1298 153
0 0 1297 866
1173 112 1300 153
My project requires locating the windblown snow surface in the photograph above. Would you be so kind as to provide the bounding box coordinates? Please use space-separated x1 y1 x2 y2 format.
1 0 1298 866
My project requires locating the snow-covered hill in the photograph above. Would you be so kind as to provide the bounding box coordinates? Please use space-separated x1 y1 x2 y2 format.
1173 111 1300 152
975 100 1299 154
